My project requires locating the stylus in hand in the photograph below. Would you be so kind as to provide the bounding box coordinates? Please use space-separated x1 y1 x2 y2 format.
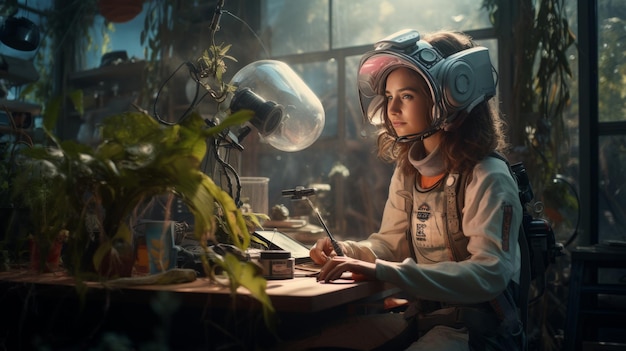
307 198 344 256
282 186 344 256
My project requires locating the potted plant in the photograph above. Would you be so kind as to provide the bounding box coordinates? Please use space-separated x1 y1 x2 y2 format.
11 106 273 310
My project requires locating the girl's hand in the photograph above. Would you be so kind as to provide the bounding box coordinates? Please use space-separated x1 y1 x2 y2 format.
316 256 376 283
310 237 347 264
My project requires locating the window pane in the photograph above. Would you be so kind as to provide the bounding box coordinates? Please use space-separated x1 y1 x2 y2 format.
255 60 338 231
261 0 329 56
343 55 393 239
598 135 626 242
84 13 147 70
345 55 369 139
598 3 626 123
332 0 493 48
597 1 626 243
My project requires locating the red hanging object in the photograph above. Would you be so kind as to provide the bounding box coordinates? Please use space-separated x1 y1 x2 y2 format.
98 0 144 23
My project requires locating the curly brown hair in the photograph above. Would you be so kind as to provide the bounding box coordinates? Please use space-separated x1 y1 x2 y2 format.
374 30 508 176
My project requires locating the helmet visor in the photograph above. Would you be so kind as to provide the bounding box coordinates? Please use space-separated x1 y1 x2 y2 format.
357 51 442 126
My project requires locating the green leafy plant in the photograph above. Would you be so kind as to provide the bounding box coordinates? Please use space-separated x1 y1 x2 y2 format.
12 107 274 317
195 43 238 102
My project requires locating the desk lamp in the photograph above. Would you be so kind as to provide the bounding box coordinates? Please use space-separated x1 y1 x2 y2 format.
226 60 325 152
206 60 325 207
159 57 325 211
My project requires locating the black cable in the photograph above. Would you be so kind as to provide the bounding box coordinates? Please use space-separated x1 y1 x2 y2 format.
151 59 219 126
211 137 242 206
222 10 271 59
152 61 193 126
175 62 216 123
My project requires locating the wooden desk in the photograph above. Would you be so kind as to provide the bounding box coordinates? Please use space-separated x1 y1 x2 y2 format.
0 269 398 313
0 269 400 349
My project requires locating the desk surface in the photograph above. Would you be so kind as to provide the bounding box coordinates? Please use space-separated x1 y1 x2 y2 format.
0 269 400 313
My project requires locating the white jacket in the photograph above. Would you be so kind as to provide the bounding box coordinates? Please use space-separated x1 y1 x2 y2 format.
342 156 522 304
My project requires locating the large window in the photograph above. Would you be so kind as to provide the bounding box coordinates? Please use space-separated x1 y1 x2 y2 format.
262 0 493 55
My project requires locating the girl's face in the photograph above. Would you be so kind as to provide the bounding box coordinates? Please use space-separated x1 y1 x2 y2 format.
385 67 432 138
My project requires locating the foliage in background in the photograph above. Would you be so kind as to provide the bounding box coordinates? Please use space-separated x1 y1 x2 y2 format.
19 1 103 102
482 0 576 195
598 16 626 123
483 0 580 247
138 0 176 107
16 0 114 147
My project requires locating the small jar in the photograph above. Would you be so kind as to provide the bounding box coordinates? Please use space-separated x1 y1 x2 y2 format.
259 250 294 279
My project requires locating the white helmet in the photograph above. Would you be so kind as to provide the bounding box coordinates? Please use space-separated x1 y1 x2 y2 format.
357 29 496 141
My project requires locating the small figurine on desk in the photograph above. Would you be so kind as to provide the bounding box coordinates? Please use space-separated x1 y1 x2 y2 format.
278 28 525 351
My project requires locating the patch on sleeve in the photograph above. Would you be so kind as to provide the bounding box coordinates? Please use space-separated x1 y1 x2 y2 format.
501 204 513 252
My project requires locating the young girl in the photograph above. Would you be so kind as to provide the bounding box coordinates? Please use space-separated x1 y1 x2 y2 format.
303 29 524 351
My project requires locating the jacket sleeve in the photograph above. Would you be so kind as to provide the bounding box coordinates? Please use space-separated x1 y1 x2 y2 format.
342 166 413 263
375 158 522 304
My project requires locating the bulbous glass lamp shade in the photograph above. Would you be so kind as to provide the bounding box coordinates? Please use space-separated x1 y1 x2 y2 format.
229 60 325 152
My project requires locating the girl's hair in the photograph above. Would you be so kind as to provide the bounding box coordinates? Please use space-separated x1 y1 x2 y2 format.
375 30 508 176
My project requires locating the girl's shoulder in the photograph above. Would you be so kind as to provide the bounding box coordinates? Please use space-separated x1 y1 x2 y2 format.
467 155 518 195
472 154 511 176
